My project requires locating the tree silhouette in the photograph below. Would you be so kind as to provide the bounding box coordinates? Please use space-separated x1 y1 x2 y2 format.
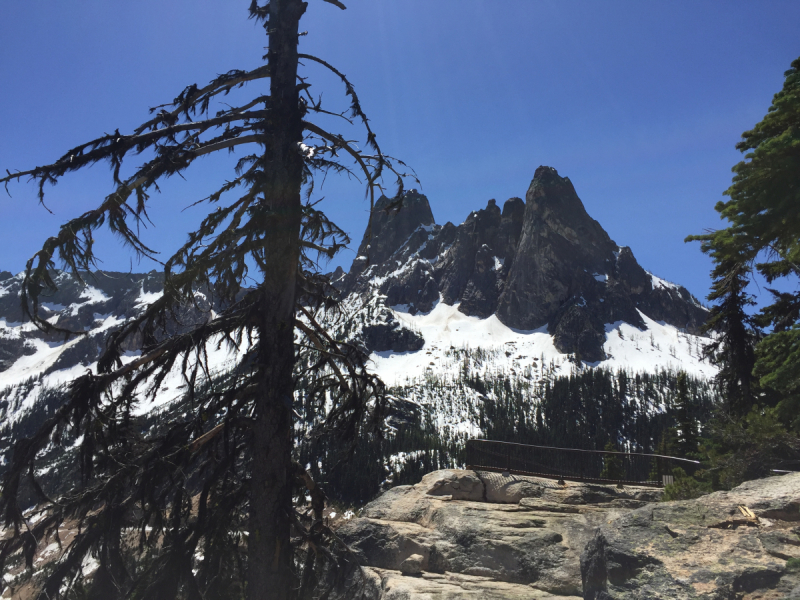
598 441 625 482
698 257 760 417
0 2 413 599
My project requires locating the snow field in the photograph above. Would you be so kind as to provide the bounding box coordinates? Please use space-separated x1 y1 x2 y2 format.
371 301 714 388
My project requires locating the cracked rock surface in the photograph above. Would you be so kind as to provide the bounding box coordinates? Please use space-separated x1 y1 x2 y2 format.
332 469 800 599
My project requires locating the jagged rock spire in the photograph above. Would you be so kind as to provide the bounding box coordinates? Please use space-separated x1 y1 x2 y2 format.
348 190 435 279
341 166 707 361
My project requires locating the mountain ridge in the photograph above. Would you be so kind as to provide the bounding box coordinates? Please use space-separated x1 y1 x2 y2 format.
341 166 708 364
0 166 713 411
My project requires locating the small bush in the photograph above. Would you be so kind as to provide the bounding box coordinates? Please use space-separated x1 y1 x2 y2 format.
662 467 712 501
704 408 800 490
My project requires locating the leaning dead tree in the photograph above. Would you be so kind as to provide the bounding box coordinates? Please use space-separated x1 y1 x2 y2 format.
0 1 413 599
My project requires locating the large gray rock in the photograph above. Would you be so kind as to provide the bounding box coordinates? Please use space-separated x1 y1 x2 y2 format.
581 472 800 599
585 473 800 599
399 553 424 575
335 469 800 600
421 469 486 501
337 470 647 598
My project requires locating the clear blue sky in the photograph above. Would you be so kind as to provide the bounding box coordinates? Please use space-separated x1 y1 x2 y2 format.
1 1 798 303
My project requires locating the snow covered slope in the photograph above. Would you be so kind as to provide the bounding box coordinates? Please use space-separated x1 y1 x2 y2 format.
0 270 234 430
370 301 713 389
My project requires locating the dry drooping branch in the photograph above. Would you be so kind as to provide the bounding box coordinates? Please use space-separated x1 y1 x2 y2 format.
0 2 409 597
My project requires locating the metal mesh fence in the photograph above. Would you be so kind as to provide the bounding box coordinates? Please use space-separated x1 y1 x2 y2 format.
465 439 700 487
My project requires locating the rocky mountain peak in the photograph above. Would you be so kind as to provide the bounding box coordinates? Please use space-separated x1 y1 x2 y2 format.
491 167 707 360
495 166 621 341
340 166 708 362
347 190 434 280
525 165 616 263
501 196 525 221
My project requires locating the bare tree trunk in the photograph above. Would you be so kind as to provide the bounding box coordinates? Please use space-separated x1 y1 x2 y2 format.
248 1 307 599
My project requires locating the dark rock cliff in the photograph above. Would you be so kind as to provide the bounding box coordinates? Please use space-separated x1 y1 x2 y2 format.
436 197 525 318
494 166 705 361
496 166 619 331
344 191 435 285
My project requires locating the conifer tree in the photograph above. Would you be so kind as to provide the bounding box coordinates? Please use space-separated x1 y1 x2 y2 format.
688 55 800 429
674 371 699 458
0 2 411 599
698 257 759 417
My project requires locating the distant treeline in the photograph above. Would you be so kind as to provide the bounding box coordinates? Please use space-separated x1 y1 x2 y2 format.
1 365 716 509
298 367 717 506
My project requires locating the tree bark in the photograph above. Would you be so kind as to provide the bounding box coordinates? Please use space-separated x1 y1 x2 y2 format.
248 1 307 599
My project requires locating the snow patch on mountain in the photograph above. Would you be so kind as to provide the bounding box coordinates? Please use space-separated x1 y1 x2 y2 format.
136 286 164 307
0 329 244 427
131 334 244 417
370 300 714 388
600 312 713 377
649 273 679 291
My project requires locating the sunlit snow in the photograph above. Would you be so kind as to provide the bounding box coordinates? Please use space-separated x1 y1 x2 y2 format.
371 300 714 388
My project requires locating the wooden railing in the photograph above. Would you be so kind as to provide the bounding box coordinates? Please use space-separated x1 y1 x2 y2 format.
466 439 700 487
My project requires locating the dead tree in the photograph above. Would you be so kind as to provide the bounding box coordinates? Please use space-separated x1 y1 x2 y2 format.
0 1 412 599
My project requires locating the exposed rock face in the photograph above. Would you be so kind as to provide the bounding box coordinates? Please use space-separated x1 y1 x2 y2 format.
496 166 619 332
436 197 525 318
0 269 240 387
362 316 425 353
340 192 442 357
335 470 639 599
344 190 436 287
580 474 800 599
341 167 707 360
0 270 161 329
332 469 800 600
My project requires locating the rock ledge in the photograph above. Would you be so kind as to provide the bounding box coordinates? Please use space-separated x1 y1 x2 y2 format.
332 469 800 599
